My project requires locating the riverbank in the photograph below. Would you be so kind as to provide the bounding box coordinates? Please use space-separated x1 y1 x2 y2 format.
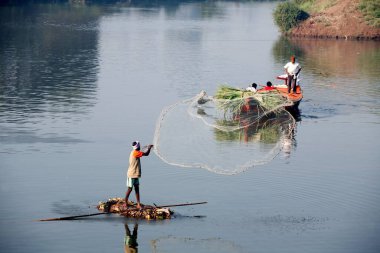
289 0 380 40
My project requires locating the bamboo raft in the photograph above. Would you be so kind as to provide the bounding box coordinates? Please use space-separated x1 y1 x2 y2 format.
97 197 173 220
38 198 207 221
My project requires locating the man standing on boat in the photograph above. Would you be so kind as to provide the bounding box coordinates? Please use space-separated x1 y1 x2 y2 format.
284 56 302 94
125 141 154 209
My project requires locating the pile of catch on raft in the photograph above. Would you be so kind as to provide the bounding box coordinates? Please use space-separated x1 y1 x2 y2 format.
97 198 173 220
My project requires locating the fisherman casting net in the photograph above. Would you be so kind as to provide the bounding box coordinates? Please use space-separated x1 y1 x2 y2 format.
153 86 297 175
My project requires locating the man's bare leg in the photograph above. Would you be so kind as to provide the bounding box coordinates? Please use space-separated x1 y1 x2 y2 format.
135 185 141 209
125 187 133 209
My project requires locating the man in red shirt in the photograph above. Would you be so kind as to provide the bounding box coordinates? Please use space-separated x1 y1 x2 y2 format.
125 141 153 209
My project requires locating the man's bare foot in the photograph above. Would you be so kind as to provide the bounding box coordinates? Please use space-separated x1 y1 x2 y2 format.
136 204 143 210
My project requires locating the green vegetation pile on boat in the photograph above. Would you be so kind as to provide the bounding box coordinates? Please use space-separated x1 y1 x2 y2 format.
97 198 173 220
214 75 303 110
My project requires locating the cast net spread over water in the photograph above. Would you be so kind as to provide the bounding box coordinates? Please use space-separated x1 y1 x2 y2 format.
153 86 296 175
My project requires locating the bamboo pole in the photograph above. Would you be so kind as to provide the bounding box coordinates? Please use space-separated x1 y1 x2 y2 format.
154 201 208 209
38 212 111 221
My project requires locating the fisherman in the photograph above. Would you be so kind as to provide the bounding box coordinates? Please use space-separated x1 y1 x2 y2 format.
125 141 154 209
284 55 302 94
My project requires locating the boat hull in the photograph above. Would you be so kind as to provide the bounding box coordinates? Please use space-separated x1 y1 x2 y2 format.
256 84 302 110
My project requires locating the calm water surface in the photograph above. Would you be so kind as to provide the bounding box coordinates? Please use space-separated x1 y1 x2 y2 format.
1 1 379 253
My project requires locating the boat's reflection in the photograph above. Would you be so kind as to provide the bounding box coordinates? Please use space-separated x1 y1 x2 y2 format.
210 103 299 159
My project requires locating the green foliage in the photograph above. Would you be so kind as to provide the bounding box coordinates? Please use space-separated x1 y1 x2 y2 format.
359 0 380 27
214 85 244 100
293 0 311 4
213 85 290 117
294 0 337 13
214 86 247 116
273 1 310 32
260 93 288 111
297 0 315 12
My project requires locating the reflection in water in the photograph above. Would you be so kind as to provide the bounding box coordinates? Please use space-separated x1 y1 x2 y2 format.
0 1 377 253
213 106 298 159
124 223 139 253
272 36 306 67
0 5 101 124
272 37 380 117
154 92 299 174
273 37 380 79
0 4 104 153
151 236 243 253
272 37 380 97
51 199 93 215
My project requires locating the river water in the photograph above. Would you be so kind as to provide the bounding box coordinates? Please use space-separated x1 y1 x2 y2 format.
0 1 379 253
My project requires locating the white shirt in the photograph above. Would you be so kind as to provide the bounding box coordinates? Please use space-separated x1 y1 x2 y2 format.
284 62 301 76
246 87 256 92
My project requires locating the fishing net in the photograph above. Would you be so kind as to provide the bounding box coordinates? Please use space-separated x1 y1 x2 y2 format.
153 86 297 175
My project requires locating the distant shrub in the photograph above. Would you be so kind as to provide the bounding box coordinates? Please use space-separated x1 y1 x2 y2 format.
359 0 380 28
273 1 310 32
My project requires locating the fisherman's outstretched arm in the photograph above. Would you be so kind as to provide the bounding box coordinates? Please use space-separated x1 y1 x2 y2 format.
143 145 154 156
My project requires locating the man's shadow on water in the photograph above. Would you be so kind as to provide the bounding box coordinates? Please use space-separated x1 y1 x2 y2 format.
124 223 139 253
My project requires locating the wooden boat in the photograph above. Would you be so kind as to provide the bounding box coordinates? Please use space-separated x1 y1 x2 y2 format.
256 74 303 109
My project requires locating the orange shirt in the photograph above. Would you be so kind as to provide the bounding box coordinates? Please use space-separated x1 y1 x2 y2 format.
264 86 274 90
133 150 144 158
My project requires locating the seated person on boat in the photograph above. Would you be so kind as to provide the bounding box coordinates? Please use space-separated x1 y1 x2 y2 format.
246 82 257 92
264 81 274 91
